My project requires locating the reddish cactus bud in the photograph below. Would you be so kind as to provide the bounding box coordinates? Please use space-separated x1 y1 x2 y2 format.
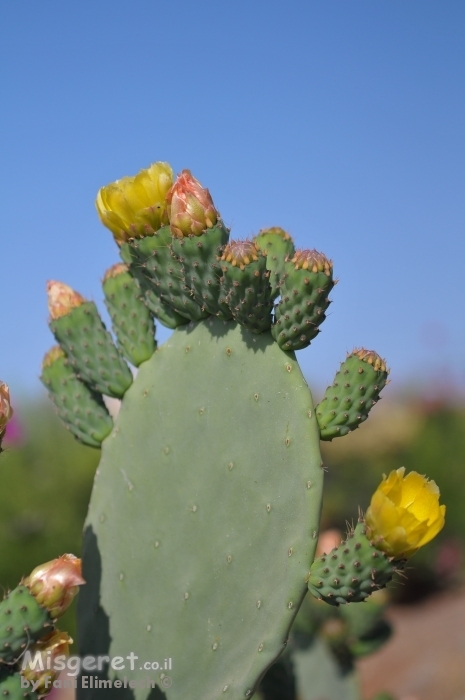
167 170 218 237
0 382 13 435
24 554 85 619
21 630 72 695
289 249 333 275
220 240 260 270
46 281 85 320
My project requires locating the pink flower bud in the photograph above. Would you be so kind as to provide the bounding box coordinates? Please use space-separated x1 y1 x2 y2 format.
167 170 218 237
24 554 85 619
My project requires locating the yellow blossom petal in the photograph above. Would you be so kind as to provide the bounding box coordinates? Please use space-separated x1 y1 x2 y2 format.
365 469 445 559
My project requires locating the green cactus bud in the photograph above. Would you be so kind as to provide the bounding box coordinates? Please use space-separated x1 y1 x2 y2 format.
171 222 232 318
308 522 397 606
272 249 334 351
0 587 53 664
316 349 389 440
102 263 156 367
253 227 295 299
219 240 273 332
47 281 133 399
119 242 188 329
41 347 113 447
167 169 218 237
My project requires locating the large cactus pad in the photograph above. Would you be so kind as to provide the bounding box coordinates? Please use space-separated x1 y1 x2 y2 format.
78 319 324 700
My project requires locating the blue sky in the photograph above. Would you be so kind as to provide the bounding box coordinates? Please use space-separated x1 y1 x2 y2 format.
1 1 464 402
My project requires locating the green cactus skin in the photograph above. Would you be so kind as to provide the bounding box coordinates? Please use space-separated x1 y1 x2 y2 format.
308 523 396 606
49 303 133 399
0 673 39 700
41 351 113 448
78 318 324 700
102 265 156 367
170 222 232 319
142 288 188 329
128 227 209 322
316 350 389 440
0 587 53 664
219 244 273 333
272 251 334 352
253 228 296 300
119 243 188 330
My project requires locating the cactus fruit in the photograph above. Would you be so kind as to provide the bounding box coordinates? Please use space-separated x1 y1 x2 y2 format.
47 282 133 399
127 227 210 322
272 250 334 351
219 240 274 332
316 349 389 440
0 587 53 664
308 522 397 606
253 227 295 299
170 223 232 318
102 263 156 367
40 347 113 448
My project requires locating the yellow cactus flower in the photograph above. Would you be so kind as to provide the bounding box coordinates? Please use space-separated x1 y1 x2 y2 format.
96 162 174 243
366 467 445 559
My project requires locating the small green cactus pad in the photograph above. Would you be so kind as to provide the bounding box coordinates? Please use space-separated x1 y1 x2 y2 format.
0 673 39 700
128 227 209 322
272 250 334 352
102 264 156 367
308 522 396 606
253 227 295 300
41 348 113 448
316 350 389 440
78 318 324 700
49 302 133 399
219 241 273 333
0 586 53 664
170 223 232 318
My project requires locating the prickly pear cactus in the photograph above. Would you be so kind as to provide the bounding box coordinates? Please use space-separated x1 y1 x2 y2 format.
41 163 444 700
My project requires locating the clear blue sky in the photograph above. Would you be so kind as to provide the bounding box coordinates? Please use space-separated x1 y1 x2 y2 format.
1 1 464 402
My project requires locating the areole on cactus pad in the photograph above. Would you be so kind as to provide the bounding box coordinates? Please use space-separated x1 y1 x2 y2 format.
36 161 445 700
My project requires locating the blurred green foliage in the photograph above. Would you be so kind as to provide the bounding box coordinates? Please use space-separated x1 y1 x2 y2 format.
0 400 99 640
